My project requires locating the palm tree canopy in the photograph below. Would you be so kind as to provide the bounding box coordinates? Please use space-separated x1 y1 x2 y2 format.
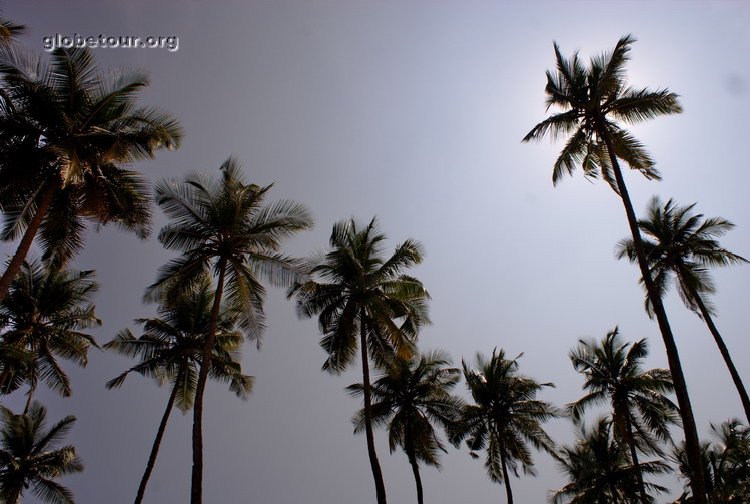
347 349 463 467
568 328 679 453
0 47 182 264
616 196 749 317
0 401 83 504
105 279 253 412
0 16 24 46
451 348 559 484
146 157 313 344
290 217 431 373
0 258 100 397
523 35 682 190
551 418 669 504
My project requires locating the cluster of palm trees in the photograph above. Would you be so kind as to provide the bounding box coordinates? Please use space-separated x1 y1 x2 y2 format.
0 13 747 504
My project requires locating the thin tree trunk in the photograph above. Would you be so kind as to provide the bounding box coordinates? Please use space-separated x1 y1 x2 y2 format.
691 289 750 424
134 375 180 504
190 258 227 504
597 121 707 503
407 451 423 504
23 378 35 414
0 182 57 304
359 309 387 504
499 449 513 504
624 414 648 504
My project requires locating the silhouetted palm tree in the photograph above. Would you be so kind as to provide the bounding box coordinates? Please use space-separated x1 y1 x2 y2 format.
617 196 750 423
0 258 99 411
551 417 668 504
0 401 83 504
523 35 706 502
289 218 430 504
105 279 253 504
451 349 558 504
0 16 23 46
568 328 679 503
0 47 182 301
347 350 462 504
146 158 312 504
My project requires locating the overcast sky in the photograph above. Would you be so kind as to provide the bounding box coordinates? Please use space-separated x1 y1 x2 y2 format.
3 1 750 502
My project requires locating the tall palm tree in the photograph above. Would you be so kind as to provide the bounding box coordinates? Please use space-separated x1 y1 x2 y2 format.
0 47 182 302
289 218 431 504
451 349 558 504
105 279 253 504
347 350 462 504
146 158 312 504
568 328 679 503
616 196 750 423
0 258 100 411
522 35 707 501
551 417 669 504
0 401 83 504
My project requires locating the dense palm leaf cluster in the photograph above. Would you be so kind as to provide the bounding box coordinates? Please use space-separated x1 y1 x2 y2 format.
0 14 746 504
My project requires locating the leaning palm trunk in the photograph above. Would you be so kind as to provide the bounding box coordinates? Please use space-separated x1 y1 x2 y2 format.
499 448 513 504
359 311 387 504
135 377 180 504
0 182 57 304
190 258 227 504
689 288 750 423
597 122 707 503
407 451 423 504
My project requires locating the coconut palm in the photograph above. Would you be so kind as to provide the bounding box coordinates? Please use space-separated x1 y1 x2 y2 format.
616 197 750 423
0 47 182 302
568 328 679 503
0 401 83 504
347 350 462 504
451 349 558 504
551 417 669 504
289 218 430 504
0 17 23 47
145 158 312 504
0 258 99 411
105 279 253 504
522 35 706 501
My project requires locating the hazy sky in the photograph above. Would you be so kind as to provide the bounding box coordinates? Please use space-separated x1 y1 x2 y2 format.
3 1 750 503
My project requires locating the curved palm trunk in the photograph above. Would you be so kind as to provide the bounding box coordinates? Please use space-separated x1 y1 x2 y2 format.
597 122 707 503
134 374 180 504
359 310 387 504
23 378 35 414
499 448 513 504
407 451 424 504
190 257 227 504
0 182 57 304
690 289 750 424
623 414 648 504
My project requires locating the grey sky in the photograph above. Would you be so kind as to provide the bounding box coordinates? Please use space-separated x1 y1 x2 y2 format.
3 0 750 502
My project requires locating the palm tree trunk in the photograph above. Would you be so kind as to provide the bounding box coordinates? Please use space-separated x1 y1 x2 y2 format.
134 376 180 504
23 378 35 414
0 182 57 304
691 289 750 424
407 451 423 504
499 449 513 504
359 309 387 504
624 414 648 504
190 257 227 504
597 121 707 504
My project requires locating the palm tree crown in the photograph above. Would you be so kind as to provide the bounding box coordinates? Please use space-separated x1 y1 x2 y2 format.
347 350 462 504
290 217 430 504
0 401 83 504
452 349 558 504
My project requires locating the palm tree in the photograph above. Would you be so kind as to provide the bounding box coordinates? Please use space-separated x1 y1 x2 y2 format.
0 47 182 302
289 218 430 504
146 158 312 504
551 417 669 504
616 196 750 423
0 16 24 47
0 401 83 504
451 349 558 504
104 279 253 504
347 350 462 504
0 258 100 411
522 35 707 501
568 328 679 503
